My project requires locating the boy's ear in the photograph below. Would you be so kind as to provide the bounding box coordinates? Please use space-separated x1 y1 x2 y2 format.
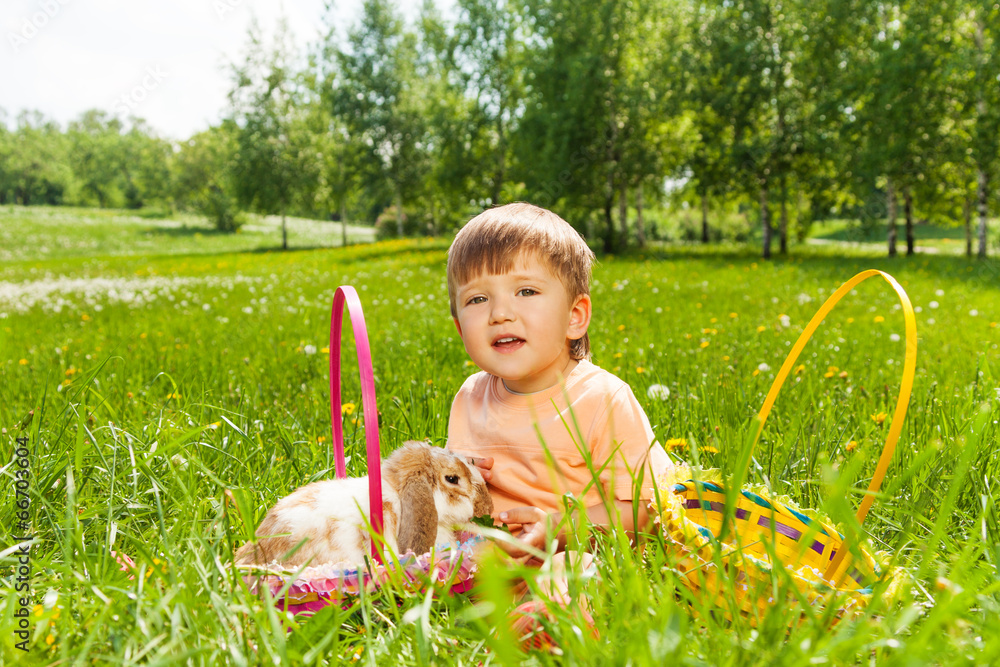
567 294 592 340
453 317 464 339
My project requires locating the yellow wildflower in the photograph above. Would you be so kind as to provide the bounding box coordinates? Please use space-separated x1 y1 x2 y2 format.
824 371 835 378
617 324 626 331
874 316 885 323
700 341 710 349
46 635 55 646
846 317 854 324
636 367 645 374
342 403 356 416
664 437 687 450
729 312 738 319
19 359 28 365
846 440 858 452
702 446 720 454
34 605 44 617
794 364 805 375
839 371 849 379
871 412 887 425
321 347 330 354
81 313 91 321
756 325 767 333
752 369 761 377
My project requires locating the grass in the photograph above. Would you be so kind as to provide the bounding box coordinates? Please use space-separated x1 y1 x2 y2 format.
1 206 999 665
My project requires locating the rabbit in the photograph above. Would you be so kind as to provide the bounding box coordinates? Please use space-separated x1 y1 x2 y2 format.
234 440 493 568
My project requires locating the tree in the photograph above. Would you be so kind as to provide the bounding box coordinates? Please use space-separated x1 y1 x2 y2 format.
66 110 125 207
228 16 319 246
516 0 672 251
451 0 524 208
172 123 242 230
847 1 957 257
329 0 428 237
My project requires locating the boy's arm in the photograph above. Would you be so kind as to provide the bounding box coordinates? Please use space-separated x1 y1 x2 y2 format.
496 499 655 557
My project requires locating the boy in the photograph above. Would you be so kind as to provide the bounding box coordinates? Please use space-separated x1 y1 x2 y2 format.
445 202 671 559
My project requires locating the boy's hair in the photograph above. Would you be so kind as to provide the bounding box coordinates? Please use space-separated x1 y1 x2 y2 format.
447 202 595 360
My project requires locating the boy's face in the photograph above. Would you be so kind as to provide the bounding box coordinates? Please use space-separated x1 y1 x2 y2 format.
452 254 591 394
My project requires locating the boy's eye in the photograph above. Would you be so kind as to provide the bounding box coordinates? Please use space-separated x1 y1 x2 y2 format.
467 296 487 305
517 288 537 297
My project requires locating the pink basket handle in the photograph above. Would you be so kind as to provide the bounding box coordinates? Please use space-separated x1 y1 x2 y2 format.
329 286 383 563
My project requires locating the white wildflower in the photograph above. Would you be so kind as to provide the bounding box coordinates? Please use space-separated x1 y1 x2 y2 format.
304 345 317 355
647 384 670 400
758 363 771 372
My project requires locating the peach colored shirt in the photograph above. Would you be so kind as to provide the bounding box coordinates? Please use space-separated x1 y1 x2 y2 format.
446 360 671 515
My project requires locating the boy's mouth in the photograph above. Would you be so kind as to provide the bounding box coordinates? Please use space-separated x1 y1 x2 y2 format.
492 335 525 351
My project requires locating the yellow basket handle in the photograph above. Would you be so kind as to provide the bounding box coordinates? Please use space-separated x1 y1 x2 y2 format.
750 270 918 580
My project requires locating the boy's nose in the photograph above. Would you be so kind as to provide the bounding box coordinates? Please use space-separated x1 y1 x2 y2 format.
489 298 515 324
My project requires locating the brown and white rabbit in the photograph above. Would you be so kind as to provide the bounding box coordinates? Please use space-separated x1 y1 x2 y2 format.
234 441 493 568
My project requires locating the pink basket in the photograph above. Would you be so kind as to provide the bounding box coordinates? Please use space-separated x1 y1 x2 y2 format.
244 286 482 616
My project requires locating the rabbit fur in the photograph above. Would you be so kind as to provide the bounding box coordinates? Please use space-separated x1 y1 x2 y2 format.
234 441 493 568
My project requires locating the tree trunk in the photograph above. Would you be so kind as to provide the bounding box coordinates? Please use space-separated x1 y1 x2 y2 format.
635 187 646 247
964 196 972 258
602 198 615 253
779 174 789 255
618 184 628 246
281 210 288 251
887 177 897 258
701 192 710 244
978 167 989 259
904 187 914 256
603 168 616 253
760 184 772 260
340 200 348 247
395 188 404 238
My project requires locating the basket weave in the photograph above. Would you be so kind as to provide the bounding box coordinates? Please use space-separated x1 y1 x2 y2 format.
654 270 913 623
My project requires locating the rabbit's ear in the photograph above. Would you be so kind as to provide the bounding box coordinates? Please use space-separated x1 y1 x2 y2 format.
396 476 437 554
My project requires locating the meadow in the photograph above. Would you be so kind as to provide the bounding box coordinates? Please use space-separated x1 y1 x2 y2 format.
1 205 999 665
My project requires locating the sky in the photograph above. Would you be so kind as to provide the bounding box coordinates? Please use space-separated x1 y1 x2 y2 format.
1 0 442 140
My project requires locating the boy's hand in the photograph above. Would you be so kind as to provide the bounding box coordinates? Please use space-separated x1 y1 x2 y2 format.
467 455 494 483
495 506 556 558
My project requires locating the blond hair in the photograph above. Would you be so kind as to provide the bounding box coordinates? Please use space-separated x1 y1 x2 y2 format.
447 202 595 360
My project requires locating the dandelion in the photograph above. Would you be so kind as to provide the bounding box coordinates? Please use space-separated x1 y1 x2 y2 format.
614 352 623 358
779 314 791 328
647 384 670 400
929 301 939 309
794 364 805 375
846 440 858 452
756 325 767 333
636 367 645 374
342 403 356 416
321 346 330 354
19 359 28 365
81 313 91 321
752 369 760 377
46 635 55 646
871 412 887 425
839 371 848 379
34 605 44 617
889 333 900 342
874 316 885 323
617 324 626 331
969 309 979 317
664 437 687 450
722 355 730 361
846 317 855 324
757 363 771 372
304 345 317 355
700 341 710 349
729 312 738 319
702 446 720 454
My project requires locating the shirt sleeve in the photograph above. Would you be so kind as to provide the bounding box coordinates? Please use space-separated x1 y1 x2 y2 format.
589 384 672 504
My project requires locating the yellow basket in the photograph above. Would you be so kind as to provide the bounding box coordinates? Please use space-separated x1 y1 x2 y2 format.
654 269 914 623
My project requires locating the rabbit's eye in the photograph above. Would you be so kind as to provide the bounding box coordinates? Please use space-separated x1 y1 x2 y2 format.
445 475 459 485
